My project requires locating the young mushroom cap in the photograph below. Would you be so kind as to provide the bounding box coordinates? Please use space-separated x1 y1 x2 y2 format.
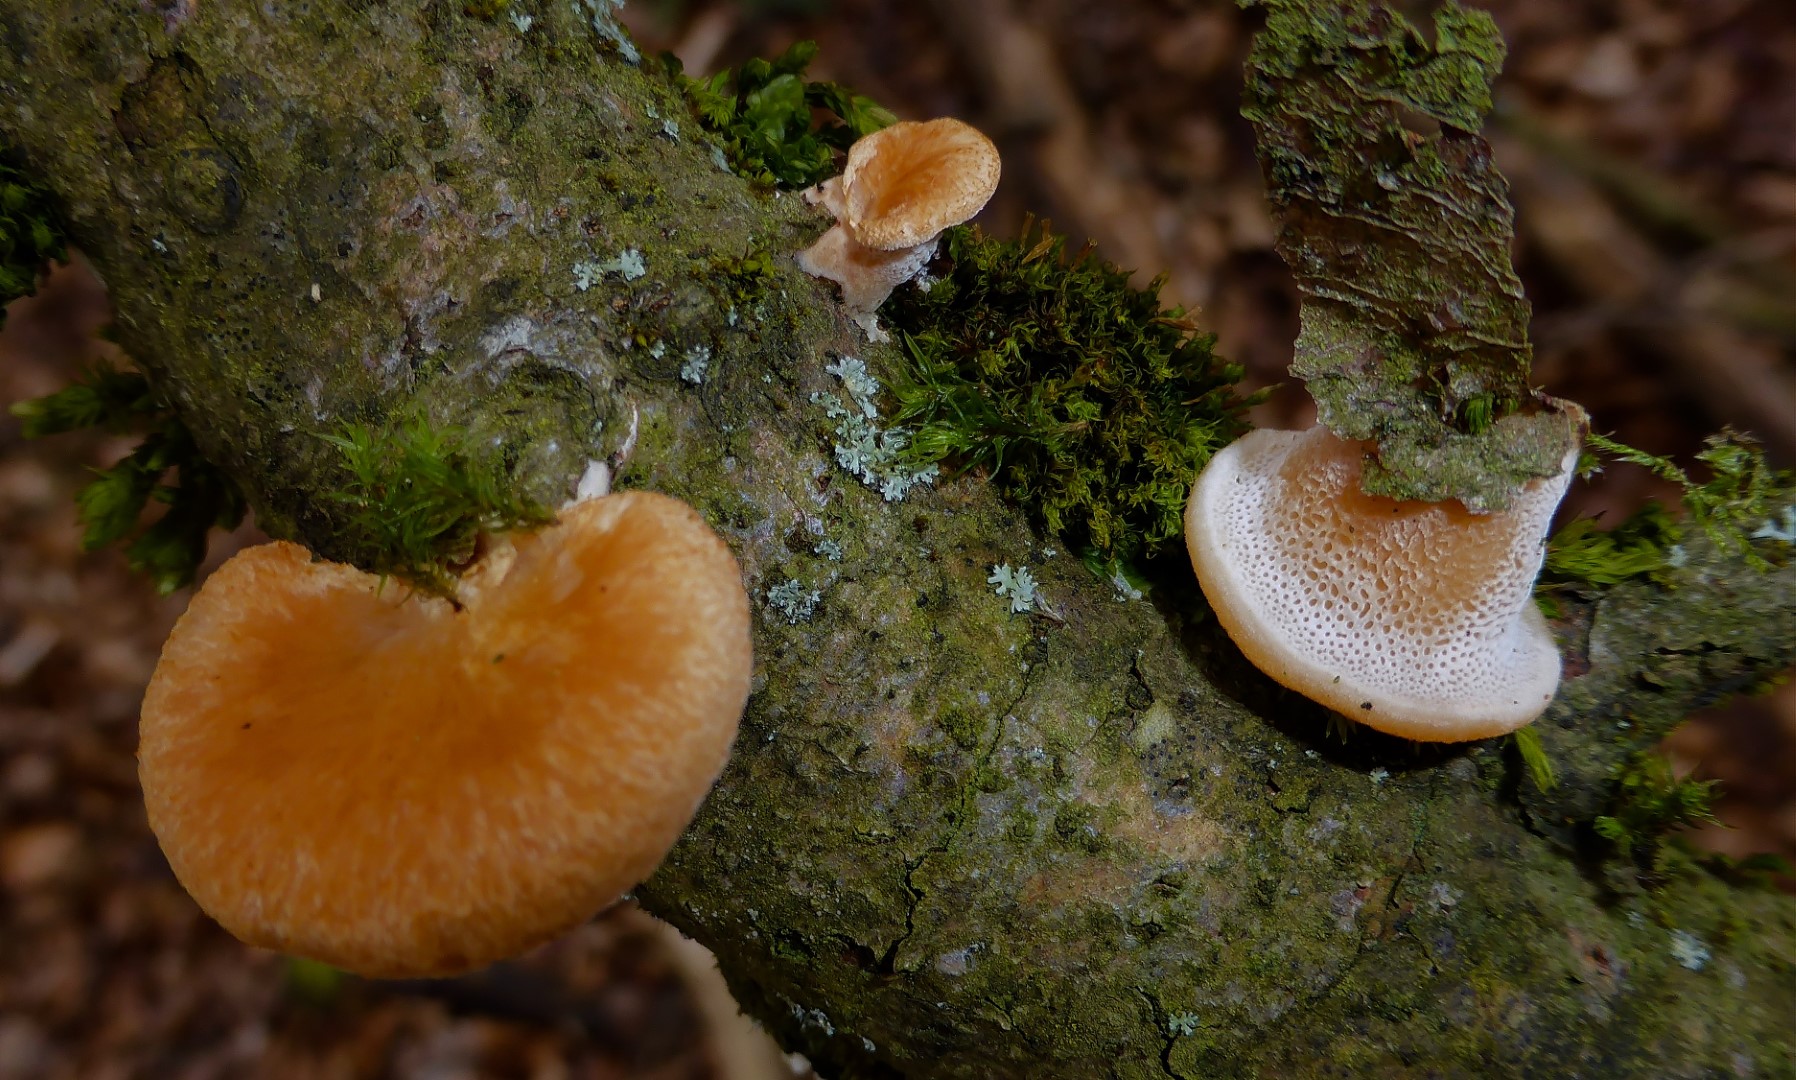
138 491 751 978
838 118 1002 251
1184 424 1576 742
796 117 1000 341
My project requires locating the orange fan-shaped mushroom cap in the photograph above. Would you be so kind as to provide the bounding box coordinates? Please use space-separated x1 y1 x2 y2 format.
139 492 751 978
841 118 1001 251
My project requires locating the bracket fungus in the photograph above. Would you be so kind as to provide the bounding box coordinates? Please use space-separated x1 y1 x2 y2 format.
137 491 752 978
796 117 1000 342
1184 424 1578 742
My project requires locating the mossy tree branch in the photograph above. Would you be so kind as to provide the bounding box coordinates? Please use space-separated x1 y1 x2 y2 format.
3 2 1795 1078
1243 0 1581 509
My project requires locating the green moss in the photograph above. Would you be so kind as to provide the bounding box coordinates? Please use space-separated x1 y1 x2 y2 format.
676 40 895 189
709 244 779 311
1542 501 1679 589
1593 753 1721 867
1687 848 1795 891
886 219 1258 561
937 705 983 751
321 415 553 594
1510 725 1556 792
1051 802 1105 854
11 365 245 594
282 957 346 1006
1584 430 1792 567
1539 429 1792 598
0 156 66 331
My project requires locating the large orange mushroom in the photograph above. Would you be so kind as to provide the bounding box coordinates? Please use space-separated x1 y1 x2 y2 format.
138 491 751 978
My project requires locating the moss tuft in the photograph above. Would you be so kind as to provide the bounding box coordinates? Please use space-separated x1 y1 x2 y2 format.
0 157 66 331
321 416 552 595
1585 430 1791 566
885 218 1259 561
1543 502 1679 589
1540 429 1792 595
676 40 895 189
1510 725 1556 792
1592 753 1721 869
11 365 245 594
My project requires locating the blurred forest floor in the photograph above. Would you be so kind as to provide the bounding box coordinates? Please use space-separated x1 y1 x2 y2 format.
3 1 1795 1077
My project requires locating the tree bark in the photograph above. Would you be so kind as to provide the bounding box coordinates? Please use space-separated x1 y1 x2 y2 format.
3 3 1795 1077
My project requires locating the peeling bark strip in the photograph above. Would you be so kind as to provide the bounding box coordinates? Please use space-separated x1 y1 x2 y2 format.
1243 0 1582 510
4 3 1796 1077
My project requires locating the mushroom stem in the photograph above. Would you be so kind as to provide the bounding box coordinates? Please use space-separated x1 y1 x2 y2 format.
570 402 642 506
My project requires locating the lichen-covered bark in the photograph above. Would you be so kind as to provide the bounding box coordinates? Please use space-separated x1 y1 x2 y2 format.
1243 0 1581 510
3 3 1795 1078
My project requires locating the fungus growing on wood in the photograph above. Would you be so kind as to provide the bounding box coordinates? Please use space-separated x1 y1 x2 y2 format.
796 117 1000 342
1184 424 1577 742
138 491 751 978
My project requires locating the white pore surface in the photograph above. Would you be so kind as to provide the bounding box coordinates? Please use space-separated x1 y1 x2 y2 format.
1185 425 1576 740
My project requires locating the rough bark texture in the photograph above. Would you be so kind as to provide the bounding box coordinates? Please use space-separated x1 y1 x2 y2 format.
3 3 1795 1078
1243 0 1582 511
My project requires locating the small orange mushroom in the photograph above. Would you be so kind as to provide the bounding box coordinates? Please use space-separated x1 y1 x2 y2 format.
796 117 1001 342
1184 424 1577 742
138 491 751 978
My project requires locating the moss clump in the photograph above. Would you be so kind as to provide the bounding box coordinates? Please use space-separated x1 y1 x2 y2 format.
1510 726 1556 792
11 366 246 594
1 158 66 331
322 416 552 594
1539 429 1792 596
1593 754 1721 869
1585 430 1790 565
1542 502 1680 590
886 219 1258 561
677 40 894 189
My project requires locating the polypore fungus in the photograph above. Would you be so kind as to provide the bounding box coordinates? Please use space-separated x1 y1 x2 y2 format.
796 117 1000 342
138 491 751 978
1184 424 1577 741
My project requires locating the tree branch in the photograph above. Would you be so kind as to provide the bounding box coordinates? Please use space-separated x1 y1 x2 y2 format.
3 2 1794 1077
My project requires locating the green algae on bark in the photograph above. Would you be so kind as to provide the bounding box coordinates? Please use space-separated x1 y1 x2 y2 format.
1242 0 1581 510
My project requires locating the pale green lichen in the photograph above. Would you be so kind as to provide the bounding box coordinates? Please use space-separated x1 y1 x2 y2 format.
573 247 646 289
812 356 939 502
1669 929 1711 971
1754 506 1796 544
766 578 821 624
680 345 711 385
574 0 639 64
988 564 1043 615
